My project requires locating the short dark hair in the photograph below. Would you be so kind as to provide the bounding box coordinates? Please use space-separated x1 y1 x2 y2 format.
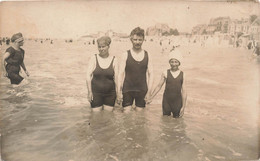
11 32 23 42
130 27 145 38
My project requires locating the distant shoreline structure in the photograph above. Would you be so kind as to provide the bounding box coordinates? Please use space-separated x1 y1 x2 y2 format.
0 15 258 42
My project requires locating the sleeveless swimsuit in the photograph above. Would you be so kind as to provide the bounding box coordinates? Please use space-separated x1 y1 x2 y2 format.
162 70 183 117
122 50 148 107
5 47 25 84
123 50 148 92
91 54 116 107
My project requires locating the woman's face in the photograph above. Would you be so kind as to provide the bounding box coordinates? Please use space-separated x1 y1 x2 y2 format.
98 42 109 56
16 40 24 47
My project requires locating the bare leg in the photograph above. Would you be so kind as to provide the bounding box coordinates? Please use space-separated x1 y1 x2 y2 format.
121 106 133 112
134 106 145 111
103 105 114 112
91 106 103 112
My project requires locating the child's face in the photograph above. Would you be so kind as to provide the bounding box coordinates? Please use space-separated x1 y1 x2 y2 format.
169 59 180 70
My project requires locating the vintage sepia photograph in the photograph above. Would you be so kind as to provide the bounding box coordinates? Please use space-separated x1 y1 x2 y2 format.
0 0 259 161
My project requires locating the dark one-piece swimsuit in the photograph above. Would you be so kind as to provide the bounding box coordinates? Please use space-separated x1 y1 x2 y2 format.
5 47 25 84
162 70 183 117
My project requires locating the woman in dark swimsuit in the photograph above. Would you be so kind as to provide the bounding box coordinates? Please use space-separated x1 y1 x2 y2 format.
86 36 118 111
2 33 29 85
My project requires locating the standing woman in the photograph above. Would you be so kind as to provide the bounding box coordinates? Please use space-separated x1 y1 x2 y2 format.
2 33 30 85
86 36 118 111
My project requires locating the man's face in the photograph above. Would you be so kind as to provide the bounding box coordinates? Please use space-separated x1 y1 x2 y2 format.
130 35 144 50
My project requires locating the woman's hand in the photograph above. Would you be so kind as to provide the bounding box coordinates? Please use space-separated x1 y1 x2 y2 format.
2 71 8 78
88 92 93 103
179 107 185 117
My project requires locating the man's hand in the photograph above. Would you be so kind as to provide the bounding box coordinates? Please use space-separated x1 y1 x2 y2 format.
144 93 152 104
117 93 123 105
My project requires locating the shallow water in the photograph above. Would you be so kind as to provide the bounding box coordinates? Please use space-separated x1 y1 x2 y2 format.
0 40 259 161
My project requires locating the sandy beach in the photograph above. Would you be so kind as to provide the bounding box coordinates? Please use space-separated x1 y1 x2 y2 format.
0 39 259 161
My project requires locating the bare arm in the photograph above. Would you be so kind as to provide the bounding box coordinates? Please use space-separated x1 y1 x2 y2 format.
20 62 27 71
147 55 154 96
86 56 95 102
20 62 30 76
180 73 187 117
117 52 127 103
150 73 166 100
2 52 11 77
145 52 154 102
252 47 256 54
113 58 119 97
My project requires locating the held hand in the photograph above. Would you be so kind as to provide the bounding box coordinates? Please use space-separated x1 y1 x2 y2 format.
88 92 93 103
144 94 152 104
145 97 153 104
117 93 123 105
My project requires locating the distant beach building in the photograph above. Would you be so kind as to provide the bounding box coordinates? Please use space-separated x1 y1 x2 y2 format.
107 31 129 38
209 17 231 34
146 23 171 36
228 18 250 35
79 30 128 41
188 15 259 48
206 24 217 35
191 24 207 35
249 17 260 40
191 17 231 35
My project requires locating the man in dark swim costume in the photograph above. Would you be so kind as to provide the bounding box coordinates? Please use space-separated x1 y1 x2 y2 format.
118 27 154 111
2 33 30 85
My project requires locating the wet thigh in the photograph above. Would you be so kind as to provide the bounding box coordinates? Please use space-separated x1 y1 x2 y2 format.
103 93 116 107
91 93 104 108
8 72 23 85
122 92 134 107
171 98 182 117
134 91 147 108
162 97 171 116
103 105 114 111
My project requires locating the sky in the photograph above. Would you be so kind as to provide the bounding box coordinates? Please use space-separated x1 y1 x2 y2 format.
0 0 259 38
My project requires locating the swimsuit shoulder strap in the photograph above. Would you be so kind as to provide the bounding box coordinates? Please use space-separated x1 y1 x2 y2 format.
109 56 115 68
95 54 101 68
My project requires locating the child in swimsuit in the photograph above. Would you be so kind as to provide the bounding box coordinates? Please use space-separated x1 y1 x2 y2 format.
149 49 187 118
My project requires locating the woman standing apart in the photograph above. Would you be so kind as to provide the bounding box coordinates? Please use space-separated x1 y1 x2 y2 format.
2 33 30 85
86 36 118 111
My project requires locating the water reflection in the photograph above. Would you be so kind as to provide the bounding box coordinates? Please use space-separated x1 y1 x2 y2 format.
160 117 198 160
75 109 120 160
119 109 149 160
